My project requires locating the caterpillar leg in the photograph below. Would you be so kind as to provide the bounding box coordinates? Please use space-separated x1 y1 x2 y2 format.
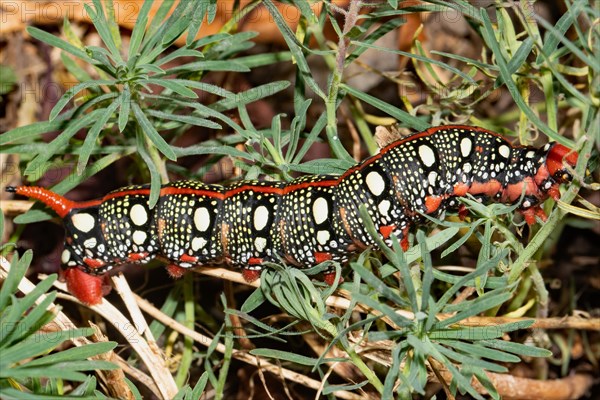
62 267 111 305
166 264 188 278
241 266 262 282
519 205 548 225
323 270 343 286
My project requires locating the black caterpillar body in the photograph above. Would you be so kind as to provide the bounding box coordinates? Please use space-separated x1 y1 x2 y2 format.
8 125 578 304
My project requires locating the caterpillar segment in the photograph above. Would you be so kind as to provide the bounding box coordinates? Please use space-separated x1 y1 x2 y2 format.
6 125 579 305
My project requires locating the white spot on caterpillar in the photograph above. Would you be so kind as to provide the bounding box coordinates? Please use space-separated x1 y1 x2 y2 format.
133 230 147 245
499 144 510 158
253 206 269 231
191 237 207 251
419 144 436 167
428 171 438 186
72 213 95 233
130 204 148 226
366 171 385 196
317 230 330 245
460 137 472 157
312 197 329 225
61 249 71 263
254 237 267 252
194 207 210 232
378 200 391 216
83 237 97 248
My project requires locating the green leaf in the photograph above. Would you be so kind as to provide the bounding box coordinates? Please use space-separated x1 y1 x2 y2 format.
77 99 122 174
0 328 92 368
479 339 552 357
535 0 585 66
249 349 320 366
60 52 92 83
212 81 290 112
146 109 221 129
23 342 117 367
140 78 198 98
0 115 71 146
135 129 162 208
349 262 410 308
479 10 572 147
433 343 508 373
128 0 154 58
494 37 534 88
119 84 131 132
263 0 326 99
288 159 351 175
27 26 95 64
25 109 104 176
164 60 250 75
132 102 177 161
434 291 512 329
534 8 598 73
190 371 209 399
0 251 32 311
86 1 123 63
438 340 521 363
49 79 115 121
342 84 429 131
1 292 57 346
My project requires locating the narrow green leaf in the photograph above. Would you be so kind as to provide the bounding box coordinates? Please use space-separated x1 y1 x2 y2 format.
154 48 204 67
249 349 319 366
128 0 154 57
135 129 162 208
0 251 32 311
77 99 121 174
211 81 290 112
84 3 122 64
104 0 121 51
49 79 115 121
140 78 198 98
534 10 598 73
163 60 250 74
263 0 326 99
190 371 209 399
25 109 104 176
132 102 177 161
27 26 95 64
479 10 572 147
479 339 552 357
350 262 410 308
119 84 131 132
535 0 584 65
494 37 534 88
288 158 350 175
433 343 508 373
0 328 92 367
434 292 512 329
439 340 521 363
146 109 221 129
24 342 117 367
2 292 57 346
342 84 429 131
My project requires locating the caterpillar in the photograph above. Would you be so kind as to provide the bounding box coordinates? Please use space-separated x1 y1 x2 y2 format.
7 125 578 305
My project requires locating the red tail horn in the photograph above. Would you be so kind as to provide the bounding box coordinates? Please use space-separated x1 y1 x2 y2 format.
6 186 77 218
